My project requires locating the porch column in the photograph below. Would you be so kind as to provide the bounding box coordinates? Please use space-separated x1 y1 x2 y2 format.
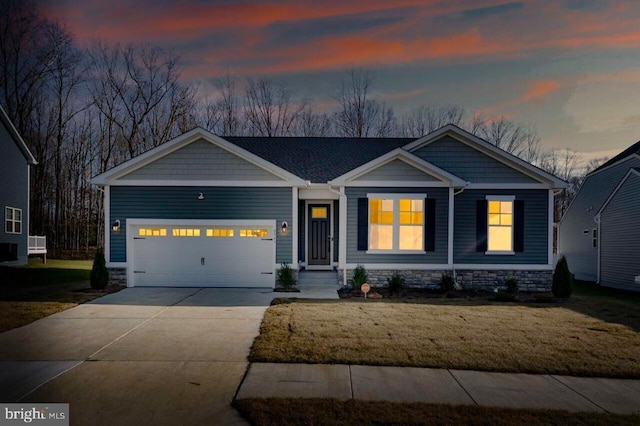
548 188 554 267
448 187 454 266
292 187 298 267
339 187 348 286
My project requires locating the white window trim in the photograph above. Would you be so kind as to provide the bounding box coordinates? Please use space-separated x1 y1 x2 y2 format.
5 206 22 234
484 195 515 255
366 193 427 254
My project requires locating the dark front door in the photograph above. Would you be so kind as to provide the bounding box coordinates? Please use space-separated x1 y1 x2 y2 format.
308 205 330 266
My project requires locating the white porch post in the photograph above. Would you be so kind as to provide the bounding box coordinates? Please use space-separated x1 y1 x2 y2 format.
339 187 348 286
548 189 554 267
448 187 454 266
292 187 298 268
104 186 111 264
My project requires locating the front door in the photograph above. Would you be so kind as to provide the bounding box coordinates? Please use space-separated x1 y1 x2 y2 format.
308 204 330 266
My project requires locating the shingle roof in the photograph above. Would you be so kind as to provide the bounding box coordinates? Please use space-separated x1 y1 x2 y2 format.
226 137 413 182
593 140 640 173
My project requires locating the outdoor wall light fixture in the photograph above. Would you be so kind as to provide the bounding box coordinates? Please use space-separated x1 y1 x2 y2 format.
281 221 288 234
112 220 120 232
198 192 205 200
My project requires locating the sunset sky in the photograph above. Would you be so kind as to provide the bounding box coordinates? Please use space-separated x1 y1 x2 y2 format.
38 0 640 163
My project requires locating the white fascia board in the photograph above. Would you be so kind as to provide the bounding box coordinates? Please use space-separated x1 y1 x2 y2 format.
329 148 467 187
596 168 640 215
344 181 451 188
0 105 37 165
91 127 306 186
403 124 567 189
585 154 640 178
108 179 294 187
467 183 551 190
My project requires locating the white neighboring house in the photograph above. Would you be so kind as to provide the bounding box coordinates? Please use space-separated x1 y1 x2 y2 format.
0 105 39 265
559 140 640 291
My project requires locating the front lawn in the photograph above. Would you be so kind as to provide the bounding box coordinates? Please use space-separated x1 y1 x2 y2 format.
250 291 640 378
0 259 112 332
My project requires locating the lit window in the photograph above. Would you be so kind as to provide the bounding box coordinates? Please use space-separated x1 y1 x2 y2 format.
138 228 167 237
240 229 268 237
206 228 234 237
172 228 201 237
487 199 513 252
369 195 425 252
311 207 327 219
5 207 22 234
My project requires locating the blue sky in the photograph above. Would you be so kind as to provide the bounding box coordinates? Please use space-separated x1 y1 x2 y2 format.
40 0 640 162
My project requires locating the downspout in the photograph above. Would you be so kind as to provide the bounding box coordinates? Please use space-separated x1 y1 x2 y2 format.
327 185 347 287
594 214 601 284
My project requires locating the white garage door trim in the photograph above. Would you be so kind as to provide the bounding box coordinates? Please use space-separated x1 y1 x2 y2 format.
126 218 276 288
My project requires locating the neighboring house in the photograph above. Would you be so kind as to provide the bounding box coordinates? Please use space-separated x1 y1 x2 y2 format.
559 141 640 291
0 105 37 265
91 124 566 290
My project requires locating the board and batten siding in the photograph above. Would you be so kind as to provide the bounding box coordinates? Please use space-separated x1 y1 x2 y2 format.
600 172 640 291
352 159 439 182
453 189 548 264
345 187 449 264
412 136 538 183
109 186 292 263
0 120 29 263
122 139 284 181
560 157 640 281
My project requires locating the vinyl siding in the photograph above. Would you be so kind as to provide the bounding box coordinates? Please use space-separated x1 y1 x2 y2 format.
600 172 640 291
412 136 537 183
122 139 284 181
0 120 29 263
559 157 640 280
346 186 449 264
453 189 548 264
110 186 292 263
352 159 439 182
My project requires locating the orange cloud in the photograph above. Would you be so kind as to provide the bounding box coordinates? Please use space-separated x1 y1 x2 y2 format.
522 80 561 103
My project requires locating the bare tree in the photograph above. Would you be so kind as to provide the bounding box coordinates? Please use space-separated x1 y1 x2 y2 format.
401 105 465 137
244 76 304 137
293 102 332 137
199 73 244 136
539 148 581 219
469 114 542 163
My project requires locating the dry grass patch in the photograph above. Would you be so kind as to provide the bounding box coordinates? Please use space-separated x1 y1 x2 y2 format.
0 301 77 332
234 398 640 426
250 298 640 377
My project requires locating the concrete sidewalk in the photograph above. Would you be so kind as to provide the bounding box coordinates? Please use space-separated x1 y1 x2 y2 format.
237 363 640 415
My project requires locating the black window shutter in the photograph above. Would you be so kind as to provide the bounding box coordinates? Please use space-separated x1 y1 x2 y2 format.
425 198 436 251
476 200 488 252
357 198 368 251
514 200 524 252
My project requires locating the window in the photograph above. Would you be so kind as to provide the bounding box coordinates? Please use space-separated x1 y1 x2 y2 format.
240 229 268 237
172 228 201 237
486 197 514 253
206 228 234 237
311 207 327 219
5 207 22 234
138 228 167 237
368 195 425 252
592 228 598 248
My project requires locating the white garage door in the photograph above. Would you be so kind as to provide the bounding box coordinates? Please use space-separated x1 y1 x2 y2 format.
129 220 275 287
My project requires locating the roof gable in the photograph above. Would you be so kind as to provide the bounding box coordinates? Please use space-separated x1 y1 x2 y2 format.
329 148 467 187
404 124 566 188
0 105 36 165
91 128 306 186
593 140 640 173
597 168 640 215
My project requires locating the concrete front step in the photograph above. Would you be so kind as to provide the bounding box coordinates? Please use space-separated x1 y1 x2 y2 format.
298 271 340 287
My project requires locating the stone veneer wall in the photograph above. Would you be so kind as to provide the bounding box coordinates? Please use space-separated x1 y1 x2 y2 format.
338 268 552 292
108 268 127 286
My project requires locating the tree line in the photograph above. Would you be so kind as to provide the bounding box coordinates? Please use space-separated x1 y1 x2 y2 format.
0 0 603 255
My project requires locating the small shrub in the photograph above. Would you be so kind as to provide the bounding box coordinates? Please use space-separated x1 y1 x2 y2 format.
552 256 573 298
504 277 519 295
90 250 109 290
387 272 405 295
494 290 516 302
277 263 296 288
533 293 556 303
349 264 368 290
439 273 455 293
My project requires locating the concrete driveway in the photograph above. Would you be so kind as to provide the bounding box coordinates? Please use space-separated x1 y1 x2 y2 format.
0 287 276 425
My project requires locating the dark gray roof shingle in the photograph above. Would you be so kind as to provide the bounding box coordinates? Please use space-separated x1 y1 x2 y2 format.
226 137 413 182
593 140 640 173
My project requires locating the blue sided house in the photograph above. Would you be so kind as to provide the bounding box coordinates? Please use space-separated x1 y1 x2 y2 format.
91 124 566 290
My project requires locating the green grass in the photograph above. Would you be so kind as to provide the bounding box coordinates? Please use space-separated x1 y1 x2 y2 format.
0 259 108 332
234 399 640 426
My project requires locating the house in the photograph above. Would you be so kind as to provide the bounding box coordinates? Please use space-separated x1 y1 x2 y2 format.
91 124 567 290
559 141 640 291
0 105 37 265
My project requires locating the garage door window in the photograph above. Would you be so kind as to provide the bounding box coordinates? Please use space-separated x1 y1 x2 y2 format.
206 228 234 237
172 228 201 237
240 229 268 237
139 228 167 237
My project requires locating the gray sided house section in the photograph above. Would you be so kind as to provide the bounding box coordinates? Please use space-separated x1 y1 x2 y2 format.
0 120 29 264
355 159 440 181
560 157 640 281
345 186 449 265
599 171 640 291
109 186 293 264
454 189 549 264
412 135 538 183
